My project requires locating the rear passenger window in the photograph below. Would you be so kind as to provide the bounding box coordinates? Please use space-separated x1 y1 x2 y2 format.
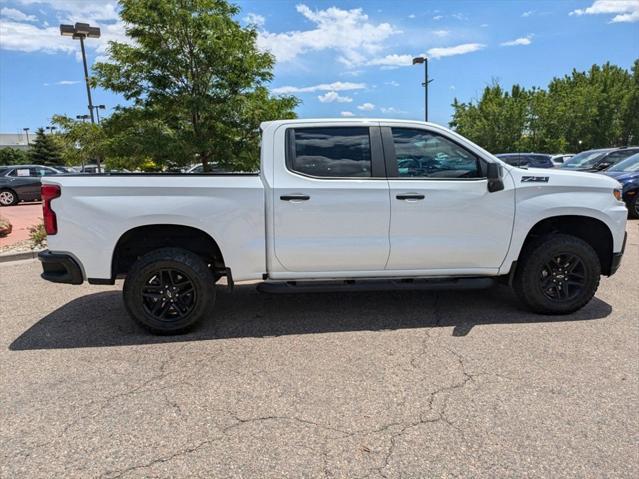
289 127 372 177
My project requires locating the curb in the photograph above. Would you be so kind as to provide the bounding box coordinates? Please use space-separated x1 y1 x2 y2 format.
0 249 44 263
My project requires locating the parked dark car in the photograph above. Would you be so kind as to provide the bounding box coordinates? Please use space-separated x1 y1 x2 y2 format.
561 146 639 172
602 153 639 218
495 153 554 168
0 164 62 206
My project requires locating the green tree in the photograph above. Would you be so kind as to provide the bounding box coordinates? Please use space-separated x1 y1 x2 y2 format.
93 0 298 171
450 60 638 153
0 147 28 166
28 127 63 165
51 115 106 167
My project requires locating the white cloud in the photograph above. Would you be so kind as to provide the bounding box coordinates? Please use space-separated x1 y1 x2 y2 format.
432 30 450 37
357 102 375 111
16 0 119 23
408 14 416 19
0 21 76 54
368 53 412 67
244 12 265 27
257 4 400 66
522 10 534 17
433 15 443 20
318 91 353 103
450 85 456 90
480 23 489 27
341 111 355 117
380 106 407 114
427 43 486 59
500 35 533 47
43 80 81 86
0 1 129 60
570 0 639 23
272 81 366 94
1 7 36 22
385 80 400 87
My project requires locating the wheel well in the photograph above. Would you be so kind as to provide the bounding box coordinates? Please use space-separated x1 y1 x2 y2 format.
112 225 225 278
521 216 614 275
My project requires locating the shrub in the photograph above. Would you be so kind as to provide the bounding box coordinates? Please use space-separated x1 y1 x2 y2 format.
0 215 12 237
28 223 47 249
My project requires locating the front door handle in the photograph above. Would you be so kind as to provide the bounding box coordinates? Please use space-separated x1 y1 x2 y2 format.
396 194 425 200
280 195 310 201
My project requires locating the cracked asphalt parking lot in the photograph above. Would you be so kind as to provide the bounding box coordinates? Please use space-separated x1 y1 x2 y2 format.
1 222 637 478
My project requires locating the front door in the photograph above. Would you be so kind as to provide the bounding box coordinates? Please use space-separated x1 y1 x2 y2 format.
383 126 515 273
272 125 390 273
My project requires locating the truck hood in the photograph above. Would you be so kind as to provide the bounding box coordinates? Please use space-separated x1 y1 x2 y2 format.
507 166 622 190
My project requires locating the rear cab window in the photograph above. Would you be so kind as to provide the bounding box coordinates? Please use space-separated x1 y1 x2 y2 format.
287 127 372 178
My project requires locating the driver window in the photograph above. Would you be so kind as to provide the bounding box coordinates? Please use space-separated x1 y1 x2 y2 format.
391 128 480 178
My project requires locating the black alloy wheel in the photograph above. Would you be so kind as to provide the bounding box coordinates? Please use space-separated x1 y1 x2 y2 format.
142 268 197 321
539 254 586 302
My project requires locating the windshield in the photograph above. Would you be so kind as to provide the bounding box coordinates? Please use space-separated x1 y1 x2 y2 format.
561 150 608 169
608 153 639 172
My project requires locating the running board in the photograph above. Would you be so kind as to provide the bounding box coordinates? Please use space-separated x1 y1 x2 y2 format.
257 277 496 294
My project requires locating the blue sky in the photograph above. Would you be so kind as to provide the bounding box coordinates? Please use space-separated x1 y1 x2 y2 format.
1 0 638 134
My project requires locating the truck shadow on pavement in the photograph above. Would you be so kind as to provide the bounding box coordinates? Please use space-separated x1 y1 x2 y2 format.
10 285 613 350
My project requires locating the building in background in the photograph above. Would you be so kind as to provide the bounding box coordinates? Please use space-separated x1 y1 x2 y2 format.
0 133 30 150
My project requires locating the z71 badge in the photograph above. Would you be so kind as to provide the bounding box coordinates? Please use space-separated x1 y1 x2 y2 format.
521 176 549 183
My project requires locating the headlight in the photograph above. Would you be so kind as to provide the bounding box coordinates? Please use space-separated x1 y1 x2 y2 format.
613 188 622 201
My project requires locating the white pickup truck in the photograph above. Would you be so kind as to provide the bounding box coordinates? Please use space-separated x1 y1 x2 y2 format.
38 119 628 334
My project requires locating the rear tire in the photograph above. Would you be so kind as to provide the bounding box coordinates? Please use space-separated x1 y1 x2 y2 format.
0 189 18 206
513 234 601 315
123 247 216 334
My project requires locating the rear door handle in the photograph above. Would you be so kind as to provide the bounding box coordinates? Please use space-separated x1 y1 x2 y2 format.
280 195 310 201
396 194 425 200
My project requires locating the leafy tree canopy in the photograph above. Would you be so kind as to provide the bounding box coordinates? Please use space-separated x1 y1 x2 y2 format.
450 59 639 153
51 115 106 167
93 0 298 171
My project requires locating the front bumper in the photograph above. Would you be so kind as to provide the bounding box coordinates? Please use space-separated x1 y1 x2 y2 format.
609 232 627 276
38 250 83 285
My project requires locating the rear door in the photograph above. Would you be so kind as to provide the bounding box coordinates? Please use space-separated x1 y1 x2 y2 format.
272 125 390 273
383 126 515 273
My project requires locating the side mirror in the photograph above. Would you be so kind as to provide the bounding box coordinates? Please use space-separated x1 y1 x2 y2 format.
487 163 504 192
596 162 611 171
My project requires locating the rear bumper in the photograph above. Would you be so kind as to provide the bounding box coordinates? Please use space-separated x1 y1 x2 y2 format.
38 250 83 285
609 232 627 276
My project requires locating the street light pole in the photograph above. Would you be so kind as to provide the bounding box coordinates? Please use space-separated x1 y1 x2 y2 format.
60 22 102 171
78 35 95 124
92 104 106 124
23 127 30 146
412 56 434 122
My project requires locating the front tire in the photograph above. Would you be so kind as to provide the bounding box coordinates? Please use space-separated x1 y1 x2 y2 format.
123 247 216 334
513 234 601 315
0 189 18 206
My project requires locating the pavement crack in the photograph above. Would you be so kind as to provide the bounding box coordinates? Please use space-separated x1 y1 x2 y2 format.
100 439 218 479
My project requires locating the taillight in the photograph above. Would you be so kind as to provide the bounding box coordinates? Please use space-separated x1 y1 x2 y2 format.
42 184 61 235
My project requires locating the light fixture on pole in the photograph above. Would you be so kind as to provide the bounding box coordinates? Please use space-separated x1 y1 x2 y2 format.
46 126 58 134
412 56 434 122
92 104 106 123
61 22 102 171
23 127 30 146
76 114 90 122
